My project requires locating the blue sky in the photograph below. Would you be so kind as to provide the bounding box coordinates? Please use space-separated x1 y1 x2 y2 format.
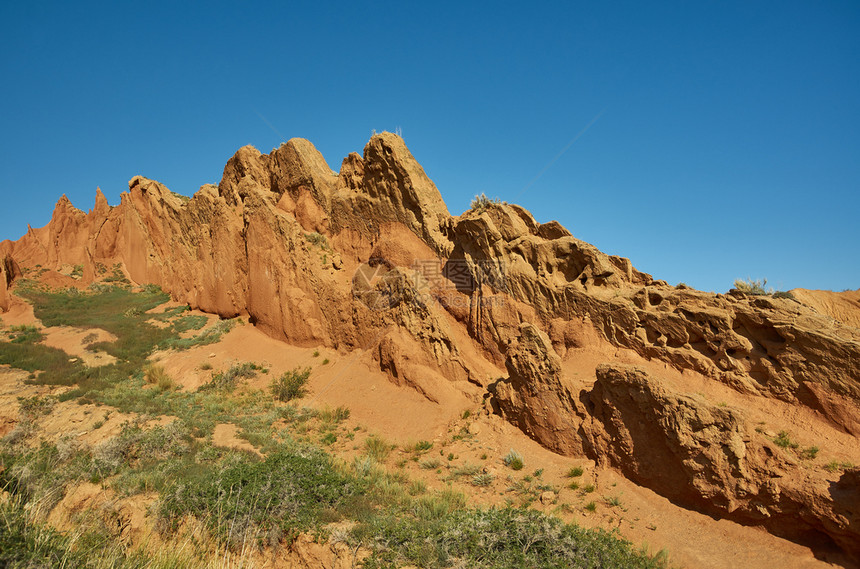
1 1 858 292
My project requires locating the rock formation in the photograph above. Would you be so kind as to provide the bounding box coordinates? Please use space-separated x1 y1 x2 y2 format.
2 132 859 562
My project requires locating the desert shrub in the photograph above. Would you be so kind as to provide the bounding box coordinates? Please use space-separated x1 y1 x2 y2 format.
471 472 495 487
799 445 819 460
503 449 524 470
470 193 503 213
734 278 770 295
270 367 310 401
161 318 238 351
772 290 797 301
203 362 259 391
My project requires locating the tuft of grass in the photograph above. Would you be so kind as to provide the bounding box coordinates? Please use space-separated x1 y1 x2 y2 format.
566 466 584 478
364 436 396 462
305 232 328 248
471 472 494 487
318 405 351 424
584 501 598 512
583 484 596 493
799 446 819 460
144 364 175 391
420 458 442 470
270 367 310 401
470 193 503 213
503 449 524 471
773 431 799 450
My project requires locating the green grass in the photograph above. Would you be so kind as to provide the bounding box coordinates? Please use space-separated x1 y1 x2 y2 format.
158 446 360 548
172 314 208 333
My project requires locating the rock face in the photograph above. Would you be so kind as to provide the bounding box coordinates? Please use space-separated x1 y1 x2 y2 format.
582 364 859 560
2 132 859 562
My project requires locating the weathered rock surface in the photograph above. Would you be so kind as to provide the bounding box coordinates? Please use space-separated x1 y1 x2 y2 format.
582 364 859 561
2 132 859 562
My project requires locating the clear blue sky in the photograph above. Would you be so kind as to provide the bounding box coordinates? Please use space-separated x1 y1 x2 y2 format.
1 1 858 292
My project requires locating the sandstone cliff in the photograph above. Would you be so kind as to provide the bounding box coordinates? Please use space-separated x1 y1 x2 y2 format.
2 132 859 562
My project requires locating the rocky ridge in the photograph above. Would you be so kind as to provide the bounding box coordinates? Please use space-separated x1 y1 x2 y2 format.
2 133 859 563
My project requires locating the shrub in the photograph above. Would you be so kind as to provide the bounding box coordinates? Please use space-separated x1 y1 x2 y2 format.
270 367 310 401
733 278 770 295
503 449 524 471
8 325 43 344
799 446 819 460
305 232 328 248
471 472 494 487
204 362 258 391
470 193 503 213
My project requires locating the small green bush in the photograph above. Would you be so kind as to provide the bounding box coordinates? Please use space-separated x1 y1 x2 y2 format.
773 431 799 450
566 466 584 478
270 367 310 401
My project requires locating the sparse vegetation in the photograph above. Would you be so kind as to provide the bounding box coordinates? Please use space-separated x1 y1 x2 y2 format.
503 449 524 471
365 435 396 462
567 466 584 478
470 192 504 213
270 367 310 401
143 364 175 391
799 445 820 460
773 430 799 450
733 278 770 295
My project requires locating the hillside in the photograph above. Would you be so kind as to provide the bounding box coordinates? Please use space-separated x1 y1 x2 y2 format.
1 133 859 568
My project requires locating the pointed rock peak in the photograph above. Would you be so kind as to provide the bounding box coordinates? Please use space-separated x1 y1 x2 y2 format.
363 132 450 216
52 194 82 217
95 187 109 207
